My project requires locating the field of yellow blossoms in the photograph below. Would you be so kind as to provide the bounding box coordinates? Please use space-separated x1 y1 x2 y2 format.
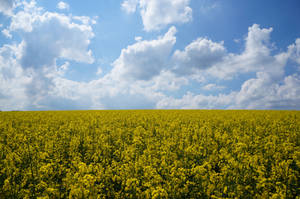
0 110 299 198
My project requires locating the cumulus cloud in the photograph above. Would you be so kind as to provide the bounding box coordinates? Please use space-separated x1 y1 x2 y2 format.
245 24 273 56
0 0 96 110
169 24 281 80
8 1 44 33
20 12 94 69
57 1 69 10
230 34 300 110
0 43 30 111
140 0 192 31
172 38 226 75
122 0 192 31
111 26 177 81
232 72 300 109
203 24 287 80
2 1 94 70
156 25 300 110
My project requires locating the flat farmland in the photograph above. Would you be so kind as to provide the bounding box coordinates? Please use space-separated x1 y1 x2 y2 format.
0 110 299 198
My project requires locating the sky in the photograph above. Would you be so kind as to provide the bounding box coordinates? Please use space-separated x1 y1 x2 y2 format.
0 0 300 110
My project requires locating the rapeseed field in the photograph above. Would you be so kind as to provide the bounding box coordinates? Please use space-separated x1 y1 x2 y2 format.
0 110 299 198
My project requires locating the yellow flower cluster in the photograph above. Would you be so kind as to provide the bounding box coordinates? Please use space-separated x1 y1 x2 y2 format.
0 110 299 198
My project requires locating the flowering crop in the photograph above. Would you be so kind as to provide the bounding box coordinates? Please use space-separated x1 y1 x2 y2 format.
0 110 299 198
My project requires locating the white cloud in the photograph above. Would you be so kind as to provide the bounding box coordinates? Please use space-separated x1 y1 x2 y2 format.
232 72 300 109
155 25 300 110
17 12 95 69
234 72 275 109
288 38 300 65
2 1 182 110
149 70 188 91
2 29 12 38
124 70 188 92
159 34 300 109
168 25 280 80
172 38 226 75
277 75 300 103
135 36 142 41
202 83 225 91
156 91 236 109
57 1 69 10
73 16 96 25
140 0 192 31
111 26 177 81
0 0 15 16
0 1 96 110
245 24 273 55
121 0 139 13
8 1 43 33
52 75 162 110
157 70 300 110
122 0 192 31
0 43 30 111
206 24 286 80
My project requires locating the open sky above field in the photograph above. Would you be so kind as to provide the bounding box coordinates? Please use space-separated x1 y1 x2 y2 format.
0 0 300 110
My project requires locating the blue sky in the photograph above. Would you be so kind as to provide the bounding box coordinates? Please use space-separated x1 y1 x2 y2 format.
0 0 300 110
